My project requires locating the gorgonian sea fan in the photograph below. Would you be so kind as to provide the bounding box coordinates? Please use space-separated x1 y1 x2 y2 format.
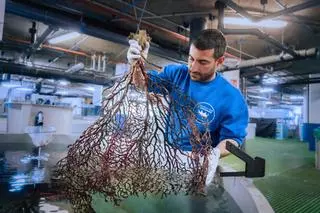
55 31 213 212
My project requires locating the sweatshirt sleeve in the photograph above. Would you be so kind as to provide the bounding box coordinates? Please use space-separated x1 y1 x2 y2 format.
147 65 180 94
219 92 249 146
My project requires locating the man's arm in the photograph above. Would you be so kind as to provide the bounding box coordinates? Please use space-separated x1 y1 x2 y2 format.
217 92 249 158
216 139 239 158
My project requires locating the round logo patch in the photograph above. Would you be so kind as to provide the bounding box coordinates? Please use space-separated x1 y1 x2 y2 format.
194 102 215 124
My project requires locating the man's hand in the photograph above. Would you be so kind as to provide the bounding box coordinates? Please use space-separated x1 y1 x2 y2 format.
205 147 221 186
217 139 239 158
127 39 150 64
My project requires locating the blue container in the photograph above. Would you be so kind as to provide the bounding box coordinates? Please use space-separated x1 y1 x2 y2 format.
302 123 320 151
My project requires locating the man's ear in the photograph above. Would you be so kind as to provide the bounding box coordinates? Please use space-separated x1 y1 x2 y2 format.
216 56 225 66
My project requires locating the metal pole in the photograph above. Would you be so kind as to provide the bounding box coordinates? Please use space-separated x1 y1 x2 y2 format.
0 0 5 41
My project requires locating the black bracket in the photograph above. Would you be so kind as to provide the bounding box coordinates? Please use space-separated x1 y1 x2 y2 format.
220 141 265 178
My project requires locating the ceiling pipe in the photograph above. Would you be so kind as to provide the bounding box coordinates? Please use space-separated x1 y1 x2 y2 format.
114 0 189 32
223 6 320 28
31 26 56 51
264 70 320 79
85 0 238 58
142 11 213 20
6 1 238 65
273 0 315 33
42 44 90 57
5 37 90 57
6 1 239 62
220 0 320 22
220 48 319 72
65 62 85 73
47 35 89 66
222 28 299 57
279 77 320 86
6 1 188 63
189 17 207 47
241 66 274 77
216 1 299 57
0 60 112 86
23 25 57 59
254 0 320 22
242 66 319 78
77 0 189 43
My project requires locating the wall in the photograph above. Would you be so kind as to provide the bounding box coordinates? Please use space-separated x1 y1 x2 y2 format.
7 103 73 134
249 106 290 119
221 69 240 88
60 97 83 116
309 83 320 123
0 87 9 99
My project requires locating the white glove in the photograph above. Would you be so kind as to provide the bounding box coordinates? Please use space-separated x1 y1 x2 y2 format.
205 147 221 186
127 39 150 64
175 148 220 186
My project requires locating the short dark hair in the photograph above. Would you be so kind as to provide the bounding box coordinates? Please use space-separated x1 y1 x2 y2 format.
191 29 227 59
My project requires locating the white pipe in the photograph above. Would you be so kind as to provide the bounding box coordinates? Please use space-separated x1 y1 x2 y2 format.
66 63 84 73
97 54 101 71
0 0 5 41
220 48 318 72
91 54 96 70
102 55 107 72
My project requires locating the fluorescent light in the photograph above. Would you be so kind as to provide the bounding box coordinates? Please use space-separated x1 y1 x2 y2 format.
26 61 33 67
263 77 278 84
294 107 302 115
224 17 287 28
1 82 21 88
86 86 95 92
57 91 68 95
260 87 274 93
48 32 80 44
59 80 70 86
16 88 33 91
282 101 292 105
290 95 304 100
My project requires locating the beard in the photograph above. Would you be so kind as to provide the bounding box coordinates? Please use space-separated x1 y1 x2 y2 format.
190 70 216 82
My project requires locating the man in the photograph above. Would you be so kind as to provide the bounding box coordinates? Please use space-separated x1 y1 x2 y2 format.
127 29 249 185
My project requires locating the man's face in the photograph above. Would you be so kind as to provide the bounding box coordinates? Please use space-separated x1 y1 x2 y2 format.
188 44 224 82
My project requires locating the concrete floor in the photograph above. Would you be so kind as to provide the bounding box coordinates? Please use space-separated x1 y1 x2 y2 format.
220 137 320 213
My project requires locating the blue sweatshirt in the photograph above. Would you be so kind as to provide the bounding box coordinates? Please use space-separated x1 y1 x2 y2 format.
148 64 248 151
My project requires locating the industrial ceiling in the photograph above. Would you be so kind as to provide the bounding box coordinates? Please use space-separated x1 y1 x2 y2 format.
1 0 320 106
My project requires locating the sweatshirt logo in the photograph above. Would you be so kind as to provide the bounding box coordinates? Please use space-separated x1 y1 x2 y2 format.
194 102 215 124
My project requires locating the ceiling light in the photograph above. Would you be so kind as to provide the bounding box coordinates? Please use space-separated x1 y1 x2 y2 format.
48 32 81 44
86 86 95 92
1 82 21 88
224 17 287 28
294 107 302 115
59 80 70 86
290 95 304 100
57 91 68 95
26 61 33 67
263 77 278 84
16 88 33 92
265 101 273 105
260 87 274 93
